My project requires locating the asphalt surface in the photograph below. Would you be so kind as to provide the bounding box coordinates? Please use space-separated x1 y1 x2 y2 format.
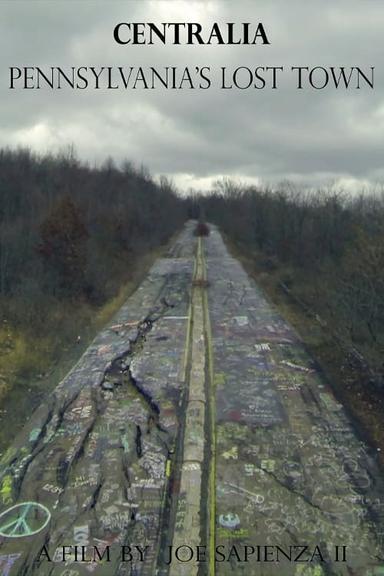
0 222 383 576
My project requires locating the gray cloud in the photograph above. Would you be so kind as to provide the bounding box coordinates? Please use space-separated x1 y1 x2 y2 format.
0 0 383 191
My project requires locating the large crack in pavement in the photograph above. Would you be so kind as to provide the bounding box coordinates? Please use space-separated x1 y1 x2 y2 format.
0 222 196 576
2 221 384 576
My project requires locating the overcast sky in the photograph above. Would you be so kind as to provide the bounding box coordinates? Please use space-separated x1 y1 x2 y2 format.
1 0 384 193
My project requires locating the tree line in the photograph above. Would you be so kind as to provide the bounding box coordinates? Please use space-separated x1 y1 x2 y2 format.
192 180 384 374
0 147 185 302
1 149 383 393
0 147 185 391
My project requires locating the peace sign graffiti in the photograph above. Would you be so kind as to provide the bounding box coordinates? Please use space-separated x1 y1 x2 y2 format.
0 502 51 538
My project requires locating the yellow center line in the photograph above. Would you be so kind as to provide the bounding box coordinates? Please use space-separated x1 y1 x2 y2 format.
168 236 216 576
201 238 217 576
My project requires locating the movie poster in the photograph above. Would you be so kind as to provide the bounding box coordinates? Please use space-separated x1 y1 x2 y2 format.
0 1 383 575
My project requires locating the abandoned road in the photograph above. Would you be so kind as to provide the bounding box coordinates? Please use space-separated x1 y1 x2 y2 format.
0 222 383 576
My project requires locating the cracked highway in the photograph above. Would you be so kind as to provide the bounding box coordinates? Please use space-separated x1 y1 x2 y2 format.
0 222 383 576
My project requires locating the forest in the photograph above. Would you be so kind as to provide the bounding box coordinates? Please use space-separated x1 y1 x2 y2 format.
194 180 384 367
1 149 384 448
0 147 185 412
190 179 384 446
